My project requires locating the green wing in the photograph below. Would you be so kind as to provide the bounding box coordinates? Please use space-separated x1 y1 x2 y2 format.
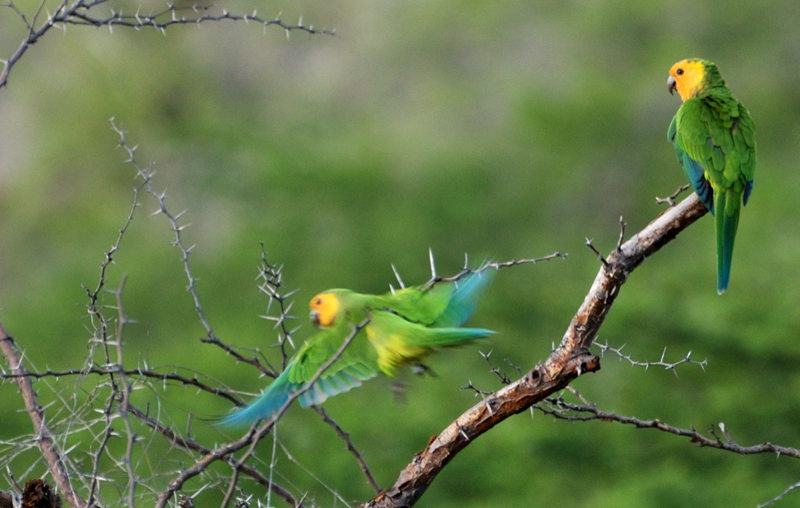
675 95 755 202
289 323 380 407
372 270 494 328
669 109 714 212
217 324 379 427
733 103 757 204
672 89 756 294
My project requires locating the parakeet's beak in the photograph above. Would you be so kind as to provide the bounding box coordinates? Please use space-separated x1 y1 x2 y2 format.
310 309 320 326
667 75 677 95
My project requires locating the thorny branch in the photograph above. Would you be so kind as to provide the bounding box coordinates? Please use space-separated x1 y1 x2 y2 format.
80 172 143 508
111 120 277 378
156 319 370 508
124 403 303 508
0 322 87 508
1 1 334 89
537 387 800 459
111 120 218 344
0 365 242 405
256 250 301 371
593 340 708 376
423 251 567 287
361 193 709 508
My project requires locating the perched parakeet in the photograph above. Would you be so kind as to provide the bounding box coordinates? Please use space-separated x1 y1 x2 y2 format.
667 58 756 294
219 271 494 426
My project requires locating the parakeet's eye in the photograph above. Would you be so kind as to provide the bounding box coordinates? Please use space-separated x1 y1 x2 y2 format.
676 68 684 76
316 298 323 305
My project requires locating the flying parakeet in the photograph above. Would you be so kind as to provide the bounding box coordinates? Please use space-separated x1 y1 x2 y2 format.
219 271 494 426
667 58 756 294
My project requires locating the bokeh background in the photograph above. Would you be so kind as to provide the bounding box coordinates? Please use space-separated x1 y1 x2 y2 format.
2 0 800 506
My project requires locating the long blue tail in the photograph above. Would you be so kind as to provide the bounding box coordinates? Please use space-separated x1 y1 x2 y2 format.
715 189 741 295
217 368 294 427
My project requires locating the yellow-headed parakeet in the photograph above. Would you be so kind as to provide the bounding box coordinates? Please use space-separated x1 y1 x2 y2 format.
667 58 756 294
219 271 494 426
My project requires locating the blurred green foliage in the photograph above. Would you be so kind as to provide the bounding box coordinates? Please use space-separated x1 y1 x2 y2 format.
1 0 800 506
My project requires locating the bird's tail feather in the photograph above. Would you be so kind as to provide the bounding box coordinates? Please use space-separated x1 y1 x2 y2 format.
217 368 293 427
409 326 495 348
715 189 741 295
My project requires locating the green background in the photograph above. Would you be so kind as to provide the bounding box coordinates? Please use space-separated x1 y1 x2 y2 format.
1 0 800 506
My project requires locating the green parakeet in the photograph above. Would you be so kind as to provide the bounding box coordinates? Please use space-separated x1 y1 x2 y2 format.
667 58 756 294
219 271 494 426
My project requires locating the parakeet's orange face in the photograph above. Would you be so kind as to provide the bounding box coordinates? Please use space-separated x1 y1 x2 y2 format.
667 59 706 101
309 293 340 328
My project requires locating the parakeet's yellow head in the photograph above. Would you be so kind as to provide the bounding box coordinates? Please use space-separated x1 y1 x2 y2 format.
309 293 340 328
667 59 711 101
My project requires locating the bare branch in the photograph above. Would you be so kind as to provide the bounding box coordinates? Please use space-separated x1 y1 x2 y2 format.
313 406 382 495
585 238 609 267
758 480 800 508
655 184 691 207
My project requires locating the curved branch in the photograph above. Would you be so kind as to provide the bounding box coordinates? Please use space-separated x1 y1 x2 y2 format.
1 1 334 89
362 193 708 507
540 392 800 459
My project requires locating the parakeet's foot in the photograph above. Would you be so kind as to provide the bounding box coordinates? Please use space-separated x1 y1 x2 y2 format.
391 380 408 403
411 363 438 377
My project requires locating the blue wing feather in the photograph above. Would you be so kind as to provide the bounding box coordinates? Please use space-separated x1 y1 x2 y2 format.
434 270 494 328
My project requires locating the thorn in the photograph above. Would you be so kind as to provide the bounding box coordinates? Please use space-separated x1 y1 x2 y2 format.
428 248 437 279
391 264 406 289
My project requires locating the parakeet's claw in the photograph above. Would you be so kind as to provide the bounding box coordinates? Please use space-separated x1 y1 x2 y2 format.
411 363 437 377
390 380 408 403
